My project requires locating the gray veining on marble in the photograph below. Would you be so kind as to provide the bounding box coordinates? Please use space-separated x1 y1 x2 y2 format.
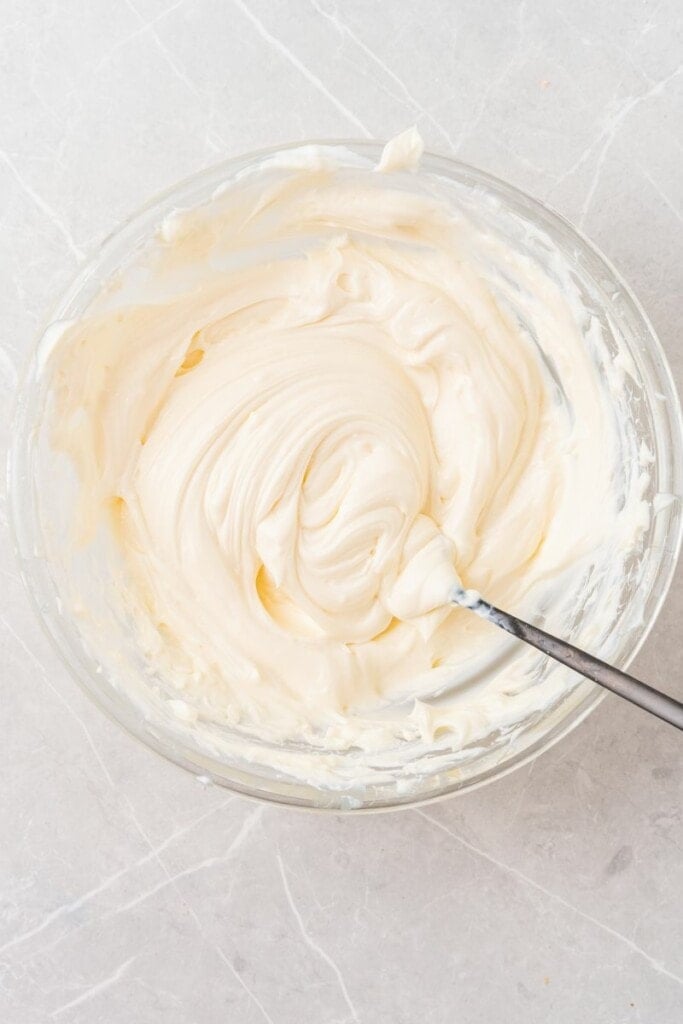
1 1 682 1021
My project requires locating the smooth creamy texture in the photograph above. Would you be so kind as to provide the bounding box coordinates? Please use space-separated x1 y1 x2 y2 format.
49 130 647 769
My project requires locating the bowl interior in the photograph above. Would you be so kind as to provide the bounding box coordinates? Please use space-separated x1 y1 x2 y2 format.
10 141 683 810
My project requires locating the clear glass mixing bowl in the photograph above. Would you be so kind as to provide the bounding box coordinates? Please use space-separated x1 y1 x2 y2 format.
9 141 683 811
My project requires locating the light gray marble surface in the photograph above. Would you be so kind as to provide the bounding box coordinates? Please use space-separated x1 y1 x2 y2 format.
1 1 682 1021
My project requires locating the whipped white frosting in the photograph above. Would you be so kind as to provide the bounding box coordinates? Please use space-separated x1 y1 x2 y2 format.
47 130 648 780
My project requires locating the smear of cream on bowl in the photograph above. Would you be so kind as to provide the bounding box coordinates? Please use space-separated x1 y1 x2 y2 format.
44 129 649 784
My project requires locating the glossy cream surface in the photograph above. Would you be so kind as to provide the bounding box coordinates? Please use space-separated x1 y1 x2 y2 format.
47 131 648 772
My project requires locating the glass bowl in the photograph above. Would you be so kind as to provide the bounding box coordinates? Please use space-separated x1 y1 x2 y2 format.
9 140 683 811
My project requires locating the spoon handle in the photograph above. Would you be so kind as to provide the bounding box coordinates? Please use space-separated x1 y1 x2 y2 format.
455 594 683 731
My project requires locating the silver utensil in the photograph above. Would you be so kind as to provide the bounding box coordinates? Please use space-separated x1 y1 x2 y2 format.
451 588 683 730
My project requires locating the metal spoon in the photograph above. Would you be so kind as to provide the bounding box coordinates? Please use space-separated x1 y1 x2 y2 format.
451 587 683 730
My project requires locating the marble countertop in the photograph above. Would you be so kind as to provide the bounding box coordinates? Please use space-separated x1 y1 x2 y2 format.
1 1 681 1021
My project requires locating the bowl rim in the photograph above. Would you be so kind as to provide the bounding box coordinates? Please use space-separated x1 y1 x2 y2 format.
8 137 683 812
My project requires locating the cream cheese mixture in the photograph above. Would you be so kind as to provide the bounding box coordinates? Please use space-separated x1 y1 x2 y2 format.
46 130 649 776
